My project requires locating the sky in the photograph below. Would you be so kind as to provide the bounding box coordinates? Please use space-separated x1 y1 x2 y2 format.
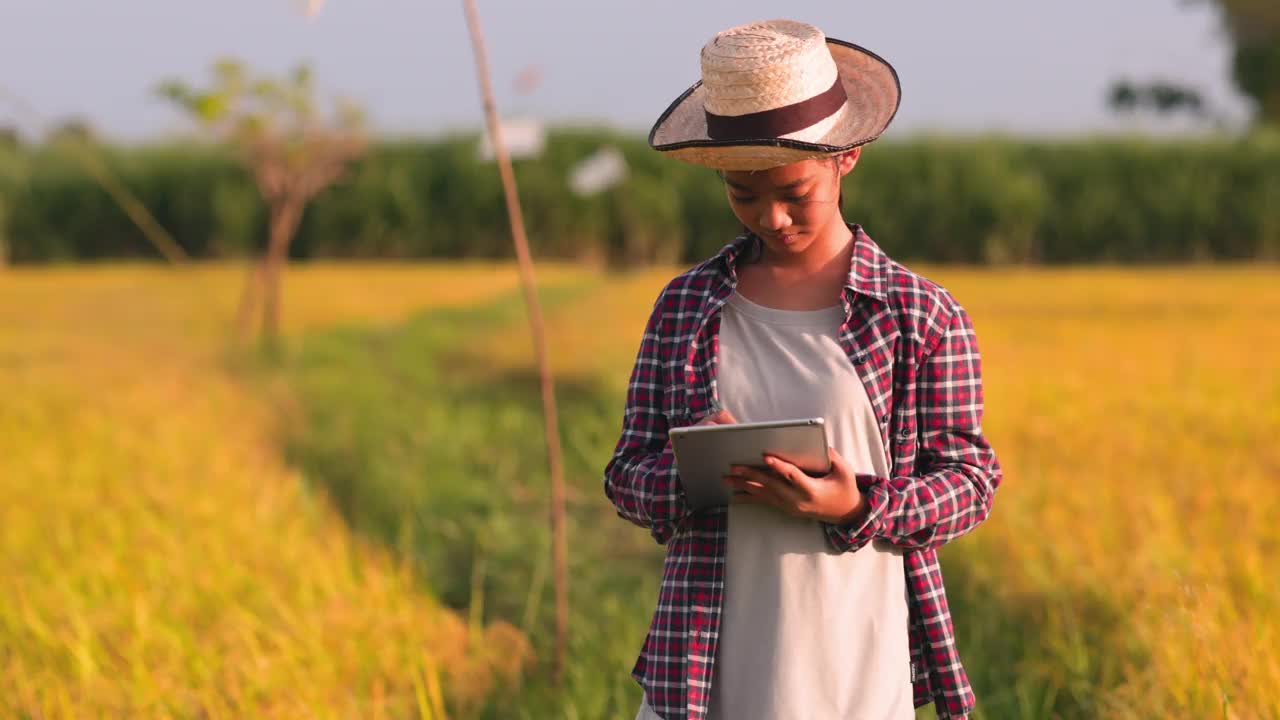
0 0 1254 143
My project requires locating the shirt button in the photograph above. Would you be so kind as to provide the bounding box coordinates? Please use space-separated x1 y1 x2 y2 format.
853 351 868 365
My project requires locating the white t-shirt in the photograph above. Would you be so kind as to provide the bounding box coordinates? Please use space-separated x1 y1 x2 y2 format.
646 289 914 720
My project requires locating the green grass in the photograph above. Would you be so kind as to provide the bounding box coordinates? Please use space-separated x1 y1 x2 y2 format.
268 281 666 719
5 261 1275 717
265 264 1280 719
267 286 1131 720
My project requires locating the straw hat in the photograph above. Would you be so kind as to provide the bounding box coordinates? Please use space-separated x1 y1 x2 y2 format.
649 19 901 171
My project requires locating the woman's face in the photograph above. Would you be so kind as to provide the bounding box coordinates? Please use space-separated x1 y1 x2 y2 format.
722 149 859 259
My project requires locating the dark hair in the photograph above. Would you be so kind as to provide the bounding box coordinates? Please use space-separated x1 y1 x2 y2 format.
741 228 765 265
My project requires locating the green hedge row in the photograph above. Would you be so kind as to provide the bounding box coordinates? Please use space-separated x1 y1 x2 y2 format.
2 129 1278 264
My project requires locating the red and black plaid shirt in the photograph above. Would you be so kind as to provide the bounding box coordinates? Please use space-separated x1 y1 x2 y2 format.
604 226 1002 719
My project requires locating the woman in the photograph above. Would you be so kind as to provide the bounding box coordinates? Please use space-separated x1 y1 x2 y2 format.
604 19 1002 720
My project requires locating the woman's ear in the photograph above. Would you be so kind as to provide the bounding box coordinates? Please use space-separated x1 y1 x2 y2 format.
835 147 861 178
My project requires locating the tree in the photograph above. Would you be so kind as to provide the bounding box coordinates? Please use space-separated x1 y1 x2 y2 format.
0 125 21 151
46 117 96 146
0 132 23 267
0 86 186 265
1193 0 1280 125
1108 79 1209 119
157 59 366 347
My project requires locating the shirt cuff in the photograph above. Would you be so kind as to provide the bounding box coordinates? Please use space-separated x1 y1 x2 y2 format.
822 473 887 553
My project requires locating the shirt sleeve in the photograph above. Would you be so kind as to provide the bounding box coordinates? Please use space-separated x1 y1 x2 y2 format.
824 300 1002 552
603 288 692 545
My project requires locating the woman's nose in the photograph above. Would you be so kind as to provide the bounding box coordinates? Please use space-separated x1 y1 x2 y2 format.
759 202 790 232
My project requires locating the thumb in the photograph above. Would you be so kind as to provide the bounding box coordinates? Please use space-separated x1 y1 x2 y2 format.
701 407 737 426
826 445 850 476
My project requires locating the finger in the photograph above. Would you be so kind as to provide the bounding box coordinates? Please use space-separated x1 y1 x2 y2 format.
738 479 787 510
761 454 804 480
727 471 785 506
761 455 817 499
736 463 805 508
825 446 847 477
721 471 747 491
729 464 777 487
765 450 835 478
724 473 754 492
700 408 737 426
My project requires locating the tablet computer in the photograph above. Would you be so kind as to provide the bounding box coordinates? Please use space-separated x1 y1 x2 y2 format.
669 417 831 509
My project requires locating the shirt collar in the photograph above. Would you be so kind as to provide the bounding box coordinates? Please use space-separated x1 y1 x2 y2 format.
717 223 889 303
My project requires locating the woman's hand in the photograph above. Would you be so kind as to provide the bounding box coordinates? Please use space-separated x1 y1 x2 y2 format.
724 446 868 525
695 407 738 427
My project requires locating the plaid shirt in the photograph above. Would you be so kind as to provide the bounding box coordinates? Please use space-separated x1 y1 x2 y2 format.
604 225 1002 720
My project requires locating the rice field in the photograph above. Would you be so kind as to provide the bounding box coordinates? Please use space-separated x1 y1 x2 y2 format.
2 260 1278 718
471 262 1280 718
0 262 590 718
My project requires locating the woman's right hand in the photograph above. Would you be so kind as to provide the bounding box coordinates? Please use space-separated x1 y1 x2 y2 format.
695 407 738 426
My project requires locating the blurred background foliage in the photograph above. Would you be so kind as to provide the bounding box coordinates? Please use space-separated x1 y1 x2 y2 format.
2 129 1278 267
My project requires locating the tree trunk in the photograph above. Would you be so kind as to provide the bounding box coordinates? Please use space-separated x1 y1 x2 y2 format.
234 258 265 345
260 199 303 345
0 206 8 268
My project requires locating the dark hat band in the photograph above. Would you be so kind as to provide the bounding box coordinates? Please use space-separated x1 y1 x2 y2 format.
704 76 848 142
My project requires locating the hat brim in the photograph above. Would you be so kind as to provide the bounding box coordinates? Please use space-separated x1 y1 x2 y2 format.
648 39 901 171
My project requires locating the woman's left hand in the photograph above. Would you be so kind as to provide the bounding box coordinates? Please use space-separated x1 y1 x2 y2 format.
724 447 868 525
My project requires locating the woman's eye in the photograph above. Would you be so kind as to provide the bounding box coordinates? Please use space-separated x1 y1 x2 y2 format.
730 192 808 203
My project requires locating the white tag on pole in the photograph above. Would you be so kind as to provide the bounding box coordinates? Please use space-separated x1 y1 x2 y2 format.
569 146 628 196
477 116 546 161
